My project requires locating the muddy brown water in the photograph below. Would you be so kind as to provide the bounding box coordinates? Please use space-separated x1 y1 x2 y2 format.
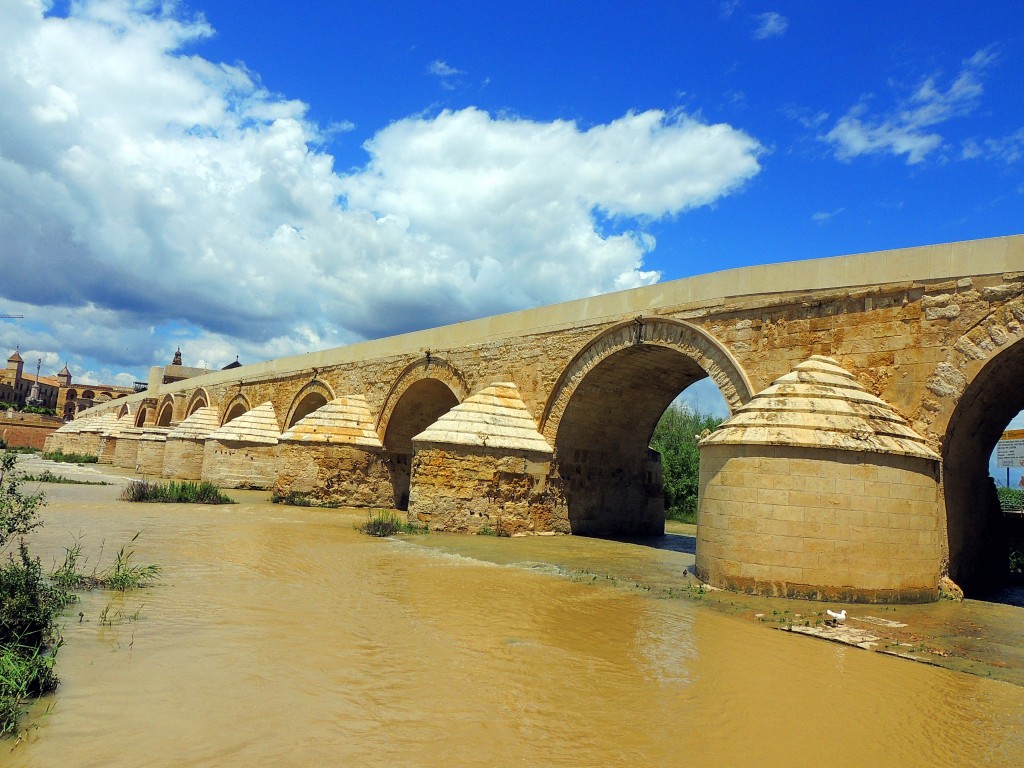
6 459 1024 767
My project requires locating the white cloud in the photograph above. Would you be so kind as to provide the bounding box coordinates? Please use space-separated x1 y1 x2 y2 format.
752 12 788 40
428 60 464 78
962 129 1024 164
811 207 844 223
822 48 995 164
0 0 763 377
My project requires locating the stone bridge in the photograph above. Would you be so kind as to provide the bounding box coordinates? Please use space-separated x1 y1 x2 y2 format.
51 235 1024 602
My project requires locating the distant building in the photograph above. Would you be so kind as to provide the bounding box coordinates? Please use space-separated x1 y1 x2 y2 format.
2 347 134 420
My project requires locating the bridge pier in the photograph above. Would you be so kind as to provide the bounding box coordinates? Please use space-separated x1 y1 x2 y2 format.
409 383 559 534
697 357 943 603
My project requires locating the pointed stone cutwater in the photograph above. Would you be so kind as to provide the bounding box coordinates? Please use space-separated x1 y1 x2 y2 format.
167 406 221 441
412 382 553 455
274 396 393 507
410 382 556 536
280 396 383 448
202 402 280 489
207 402 281 445
700 355 938 460
696 355 943 604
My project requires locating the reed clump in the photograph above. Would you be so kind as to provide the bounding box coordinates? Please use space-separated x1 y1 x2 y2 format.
40 450 98 464
120 480 234 504
358 510 426 537
50 532 161 592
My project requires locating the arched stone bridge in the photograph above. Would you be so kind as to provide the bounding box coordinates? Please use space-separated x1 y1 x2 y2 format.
53 235 1024 602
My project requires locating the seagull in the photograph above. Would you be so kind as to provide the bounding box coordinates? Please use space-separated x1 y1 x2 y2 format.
825 609 847 627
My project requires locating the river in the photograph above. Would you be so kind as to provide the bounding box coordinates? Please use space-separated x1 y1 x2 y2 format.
6 460 1024 767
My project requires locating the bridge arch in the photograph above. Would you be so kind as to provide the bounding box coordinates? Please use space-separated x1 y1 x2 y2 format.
936 294 1024 595
156 395 175 427
185 388 210 417
543 319 753 535
377 355 467 509
221 393 252 426
133 406 149 428
541 318 752 440
284 379 336 429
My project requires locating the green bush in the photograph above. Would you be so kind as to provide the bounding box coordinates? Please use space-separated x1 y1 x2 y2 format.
997 486 1024 510
650 405 723 523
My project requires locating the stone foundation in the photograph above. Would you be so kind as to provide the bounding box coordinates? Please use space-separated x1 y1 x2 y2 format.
696 445 942 602
135 431 168 476
410 446 563 534
113 430 143 468
162 437 205 480
273 442 395 507
201 440 278 489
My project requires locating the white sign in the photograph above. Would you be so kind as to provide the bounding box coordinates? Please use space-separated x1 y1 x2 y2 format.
996 439 1024 468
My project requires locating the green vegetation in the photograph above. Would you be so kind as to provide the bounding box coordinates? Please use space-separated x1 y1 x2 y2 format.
0 452 66 736
18 470 109 486
41 450 98 464
997 486 1024 511
119 479 234 504
0 402 57 417
650 404 724 523
51 533 160 592
270 490 342 508
358 510 426 537
1 451 161 735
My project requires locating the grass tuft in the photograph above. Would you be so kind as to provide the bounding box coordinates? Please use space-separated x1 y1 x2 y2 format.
120 480 234 504
40 450 98 464
18 470 109 486
358 510 426 537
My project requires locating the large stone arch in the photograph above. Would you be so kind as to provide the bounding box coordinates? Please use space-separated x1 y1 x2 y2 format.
221 393 252 426
156 394 175 427
376 355 467 510
541 318 753 441
541 318 753 536
185 388 210 417
375 355 469 438
284 379 337 429
930 293 1024 594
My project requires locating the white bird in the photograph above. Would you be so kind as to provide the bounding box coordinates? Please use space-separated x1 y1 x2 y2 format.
825 609 847 627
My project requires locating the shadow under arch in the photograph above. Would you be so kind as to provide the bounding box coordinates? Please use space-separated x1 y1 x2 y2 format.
185 388 210 417
156 395 175 427
221 393 252 426
941 336 1024 595
377 356 467 510
542 318 753 536
133 406 149 428
284 379 337 429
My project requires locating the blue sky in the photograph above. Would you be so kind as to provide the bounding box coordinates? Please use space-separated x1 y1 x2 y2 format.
0 1 1022 462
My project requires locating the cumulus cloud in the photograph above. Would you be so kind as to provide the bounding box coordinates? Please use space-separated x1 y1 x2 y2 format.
0 0 763 377
822 48 995 164
752 12 788 40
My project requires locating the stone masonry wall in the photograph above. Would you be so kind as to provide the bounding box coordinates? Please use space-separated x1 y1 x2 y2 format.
697 445 942 602
273 443 395 507
410 446 564 535
162 438 205 480
201 440 278 490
